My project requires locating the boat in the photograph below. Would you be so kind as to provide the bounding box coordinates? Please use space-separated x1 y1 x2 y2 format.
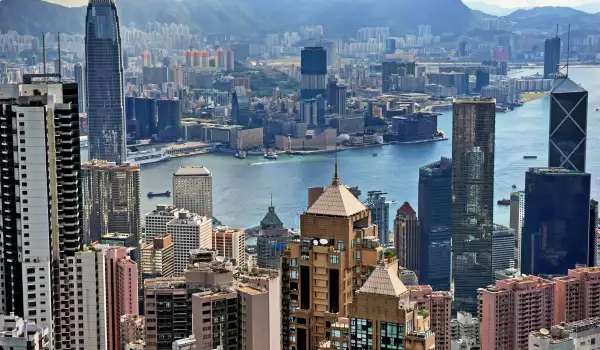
497 199 510 206
126 148 168 165
235 151 247 159
264 151 278 160
512 184 517 189
80 140 88 148
596 107 599 111
523 155 538 159
372 153 379 157
147 191 171 198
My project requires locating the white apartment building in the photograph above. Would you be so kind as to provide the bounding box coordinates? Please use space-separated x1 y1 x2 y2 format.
144 204 181 243
55 249 108 350
167 210 212 274
173 166 213 218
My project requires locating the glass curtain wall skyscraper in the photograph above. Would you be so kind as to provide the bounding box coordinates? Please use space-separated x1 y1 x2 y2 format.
451 98 496 314
85 0 126 163
300 46 327 100
548 77 588 172
544 36 561 79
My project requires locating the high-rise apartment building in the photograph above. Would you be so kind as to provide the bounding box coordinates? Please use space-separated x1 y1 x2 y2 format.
394 202 419 273
82 160 141 244
554 267 600 324
166 210 212 274
549 77 587 172
55 249 108 350
451 98 496 313
451 311 480 349
256 204 294 269
85 0 126 163
281 165 383 350
522 168 591 276
173 166 213 219
348 263 435 350
480 276 554 350
140 235 175 280
418 157 452 290
0 81 83 338
407 286 453 350
300 46 327 100
212 227 246 267
363 191 390 246
74 62 86 114
509 191 525 270
544 36 561 78
105 247 139 350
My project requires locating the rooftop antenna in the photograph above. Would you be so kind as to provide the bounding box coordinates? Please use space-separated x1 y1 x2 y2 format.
332 144 340 186
270 193 273 207
42 32 46 80
57 32 62 82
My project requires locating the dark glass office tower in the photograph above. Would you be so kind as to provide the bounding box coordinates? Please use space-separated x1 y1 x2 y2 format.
300 46 327 100
85 0 126 163
475 70 490 93
549 77 588 172
521 168 590 276
157 99 181 141
134 97 157 139
544 36 561 78
418 157 452 291
232 86 250 126
74 63 86 114
589 199 598 267
451 98 495 314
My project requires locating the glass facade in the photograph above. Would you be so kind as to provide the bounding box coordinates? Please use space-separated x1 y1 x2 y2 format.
134 97 157 139
544 37 560 78
522 168 591 276
157 99 182 141
380 321 404 349
418 157 452 290
363 191 390 246
232 86 250 126
85 0 126 163
549 77 588 172
451 99 495 313
351 318 373 349
300 47 327 100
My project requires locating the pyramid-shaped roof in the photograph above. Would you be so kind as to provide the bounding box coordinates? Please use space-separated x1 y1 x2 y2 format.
397 201 416 215
551 76 587 94
306 163 367 217
260 206 284 228
359 263 407 297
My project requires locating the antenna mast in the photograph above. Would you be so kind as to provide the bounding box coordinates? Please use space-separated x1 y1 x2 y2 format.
566 24 570 77
57 32 62 82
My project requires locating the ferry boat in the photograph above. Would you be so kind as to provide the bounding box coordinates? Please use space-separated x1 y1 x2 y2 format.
497 199 510 206
264 151 278 160
147 191 171 198
126 148 168 165
523 155 538 159
372 153 379 157
80 140 88 148
512 184 517 189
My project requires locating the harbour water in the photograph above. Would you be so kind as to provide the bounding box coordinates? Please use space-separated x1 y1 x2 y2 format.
82 67 600 231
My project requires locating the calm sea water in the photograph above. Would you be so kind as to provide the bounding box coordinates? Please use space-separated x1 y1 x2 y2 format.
82 67 600 231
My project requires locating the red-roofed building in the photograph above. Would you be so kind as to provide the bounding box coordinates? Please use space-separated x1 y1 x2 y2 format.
394 202 420 275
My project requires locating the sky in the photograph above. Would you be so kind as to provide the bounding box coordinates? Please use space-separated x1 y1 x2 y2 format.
43 0 600 9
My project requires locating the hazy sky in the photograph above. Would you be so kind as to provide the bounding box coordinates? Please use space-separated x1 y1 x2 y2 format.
45 0 600 8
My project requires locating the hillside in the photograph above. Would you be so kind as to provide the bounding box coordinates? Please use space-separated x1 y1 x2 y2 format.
504 7 600 34
2 0 479 37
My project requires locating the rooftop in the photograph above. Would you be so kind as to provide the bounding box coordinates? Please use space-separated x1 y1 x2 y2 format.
551 76 587 94
359 262 407 297
174 166 211 176
306 164 367 217
529 167 588 175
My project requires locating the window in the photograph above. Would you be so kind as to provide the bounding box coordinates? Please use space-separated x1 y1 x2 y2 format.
338 240 345 251
19 139 25 144
19 122 24 126
330 255 339 264
290 270 298 279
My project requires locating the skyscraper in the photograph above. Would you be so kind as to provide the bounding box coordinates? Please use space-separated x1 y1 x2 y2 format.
256 204 294 269
173 166 213 219
451 98 496 313
300 46 327 100
134 97 157 139
544 36 561 78
0 80 83 335
521 168 591 276
85 0 126 163
509 191 525 270
232 86 250 126
82 160 141 244
74 62 86 114
418 157 452 290
156 99 181 141
363 191 390 246
394 202 419 274
548 77 588 172
381 61 416 93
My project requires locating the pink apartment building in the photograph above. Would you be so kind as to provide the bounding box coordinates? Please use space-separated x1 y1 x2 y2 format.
480 276 554 350
554 266 600 324
407 285 452 350
106 247 139 350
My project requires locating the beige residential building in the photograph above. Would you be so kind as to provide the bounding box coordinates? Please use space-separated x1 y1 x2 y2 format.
144 204 180 243
212 227 246 267
119 315 144 349
281 165 383 350
140 235 175 280
167 210 212 274
173 166 213 218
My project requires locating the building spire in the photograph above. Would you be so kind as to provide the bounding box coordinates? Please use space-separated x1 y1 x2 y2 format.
270 193 273 208
332 161 340 186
